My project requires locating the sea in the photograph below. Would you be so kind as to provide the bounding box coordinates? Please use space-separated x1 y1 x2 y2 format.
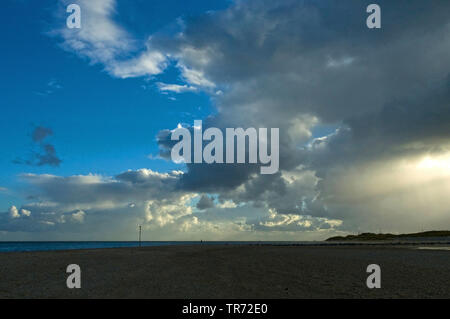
0 241 312 252
1 240 448 252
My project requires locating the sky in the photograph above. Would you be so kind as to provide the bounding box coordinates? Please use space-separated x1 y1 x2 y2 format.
1 0 450 241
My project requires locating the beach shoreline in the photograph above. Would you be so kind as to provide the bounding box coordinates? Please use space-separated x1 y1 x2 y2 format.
1 239 450 253
0 245 448 299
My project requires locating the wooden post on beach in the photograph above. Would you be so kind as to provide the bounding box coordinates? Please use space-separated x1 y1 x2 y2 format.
139 225 142 247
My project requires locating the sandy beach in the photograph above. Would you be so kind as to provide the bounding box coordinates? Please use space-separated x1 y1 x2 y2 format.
0 245 449 299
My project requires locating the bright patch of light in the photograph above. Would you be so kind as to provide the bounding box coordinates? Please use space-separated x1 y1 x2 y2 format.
417 154 450 171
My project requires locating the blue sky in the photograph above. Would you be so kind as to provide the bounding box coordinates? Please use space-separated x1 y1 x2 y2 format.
0 0 229 211
1 0 449 240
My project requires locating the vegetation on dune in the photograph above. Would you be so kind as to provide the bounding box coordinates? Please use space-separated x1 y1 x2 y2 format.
326 231 450 241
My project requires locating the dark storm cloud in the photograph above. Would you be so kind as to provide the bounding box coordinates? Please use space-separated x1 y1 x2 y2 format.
171 0 450 123
155 129 176 160
156 118 270 192
151 0 450 232
304 83 450 177
196 195 215 210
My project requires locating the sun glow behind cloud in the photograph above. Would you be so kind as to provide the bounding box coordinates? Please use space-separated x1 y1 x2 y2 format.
416 153 450 172
326 151 450 202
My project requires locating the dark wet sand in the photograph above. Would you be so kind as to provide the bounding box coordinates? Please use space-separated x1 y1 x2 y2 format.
0 245 449 299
